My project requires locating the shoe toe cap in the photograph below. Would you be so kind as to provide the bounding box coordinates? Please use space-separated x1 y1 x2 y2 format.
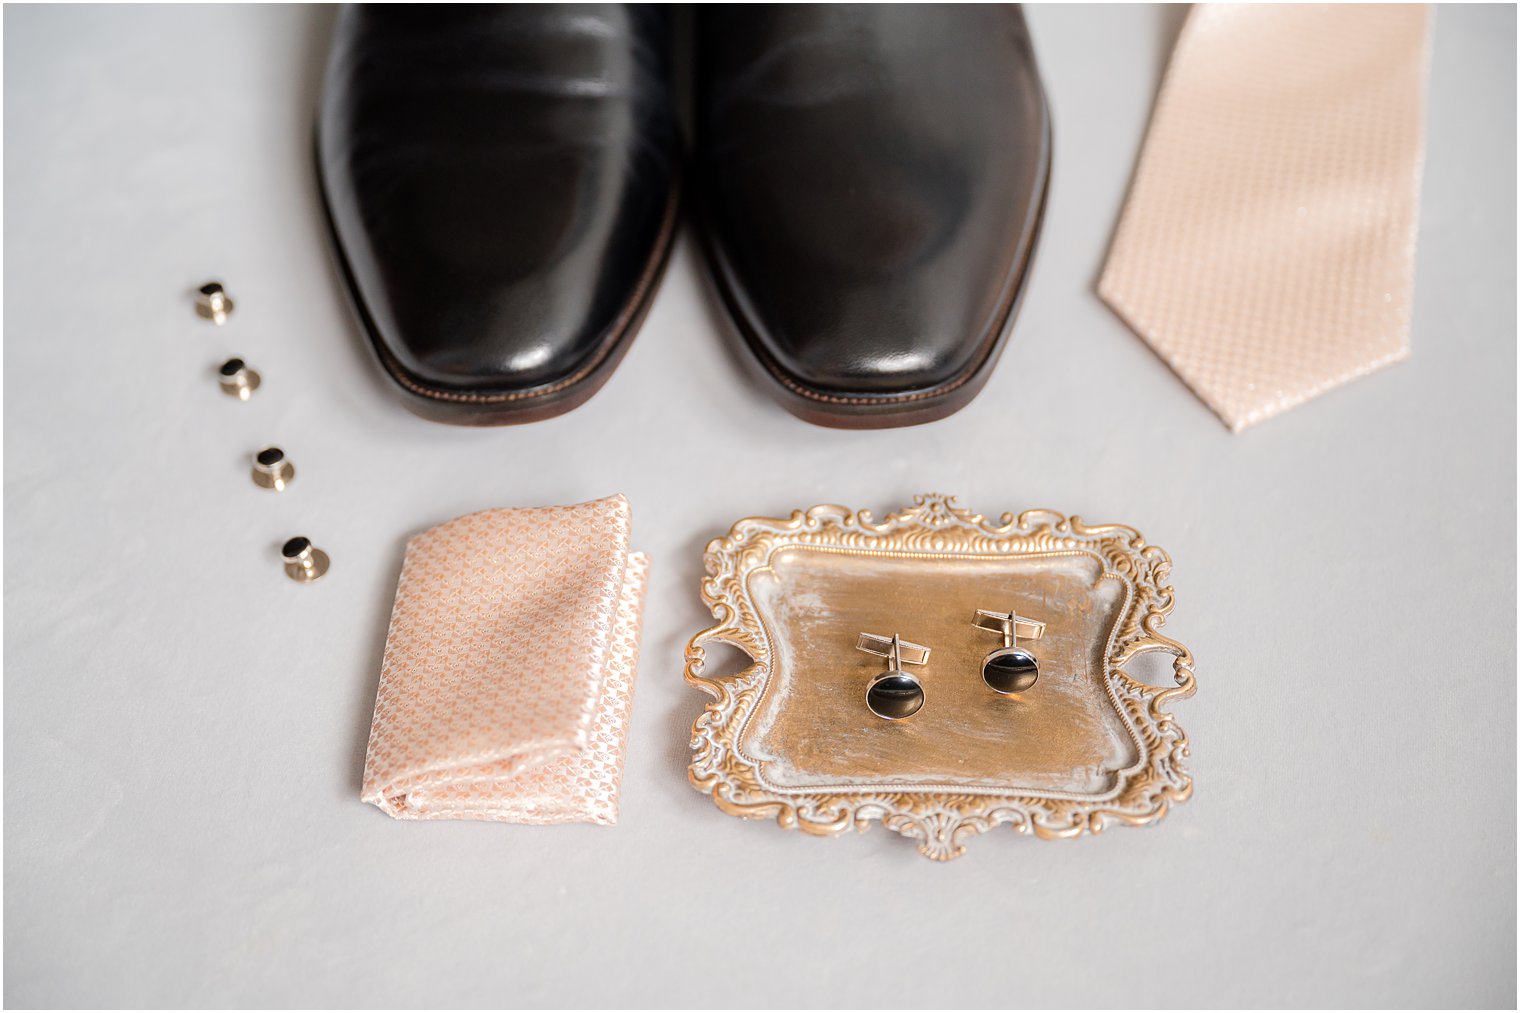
324 141 673 394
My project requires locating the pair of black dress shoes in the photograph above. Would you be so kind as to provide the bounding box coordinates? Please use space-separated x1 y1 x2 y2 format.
318 5 1050 428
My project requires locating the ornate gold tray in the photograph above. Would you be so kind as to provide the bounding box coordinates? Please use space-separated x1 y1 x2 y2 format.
685 494 1196 860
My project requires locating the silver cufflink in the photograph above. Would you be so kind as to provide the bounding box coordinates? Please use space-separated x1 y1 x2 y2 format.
195 281 234 324
856 632 931 720
251 447 294 491
218 358 260 400
972 609 1046 694
282 536 329 583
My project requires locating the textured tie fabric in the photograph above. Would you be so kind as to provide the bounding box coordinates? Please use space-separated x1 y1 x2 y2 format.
361 496 648 825
1099 4 1431 431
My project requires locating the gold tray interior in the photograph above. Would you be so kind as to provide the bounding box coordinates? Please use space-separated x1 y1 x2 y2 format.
746 547 1134 794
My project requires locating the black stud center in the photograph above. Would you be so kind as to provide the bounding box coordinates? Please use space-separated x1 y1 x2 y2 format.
983 649 1038 694
220 358 244 376
866 672 924 720
281 536 310 559
256 447 284 467
199 282 223 296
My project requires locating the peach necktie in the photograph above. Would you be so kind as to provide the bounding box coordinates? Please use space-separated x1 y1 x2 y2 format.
1100 4 1431 431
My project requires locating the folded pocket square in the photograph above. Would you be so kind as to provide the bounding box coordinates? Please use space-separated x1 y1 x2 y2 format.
361 495 647 825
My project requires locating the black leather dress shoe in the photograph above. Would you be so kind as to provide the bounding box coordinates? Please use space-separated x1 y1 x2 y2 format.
318 5 680 425
694 5 1050 428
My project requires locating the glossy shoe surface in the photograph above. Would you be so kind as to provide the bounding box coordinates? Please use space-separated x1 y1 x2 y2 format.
318 4 681 424
694 5 1051 428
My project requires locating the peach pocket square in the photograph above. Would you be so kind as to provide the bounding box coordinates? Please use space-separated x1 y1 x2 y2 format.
361 495 647 825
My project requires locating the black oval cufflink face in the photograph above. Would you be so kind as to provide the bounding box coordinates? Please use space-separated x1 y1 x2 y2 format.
866 671 925 720
856 632 931 720
973 609 1044 695
982 646 1038 695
